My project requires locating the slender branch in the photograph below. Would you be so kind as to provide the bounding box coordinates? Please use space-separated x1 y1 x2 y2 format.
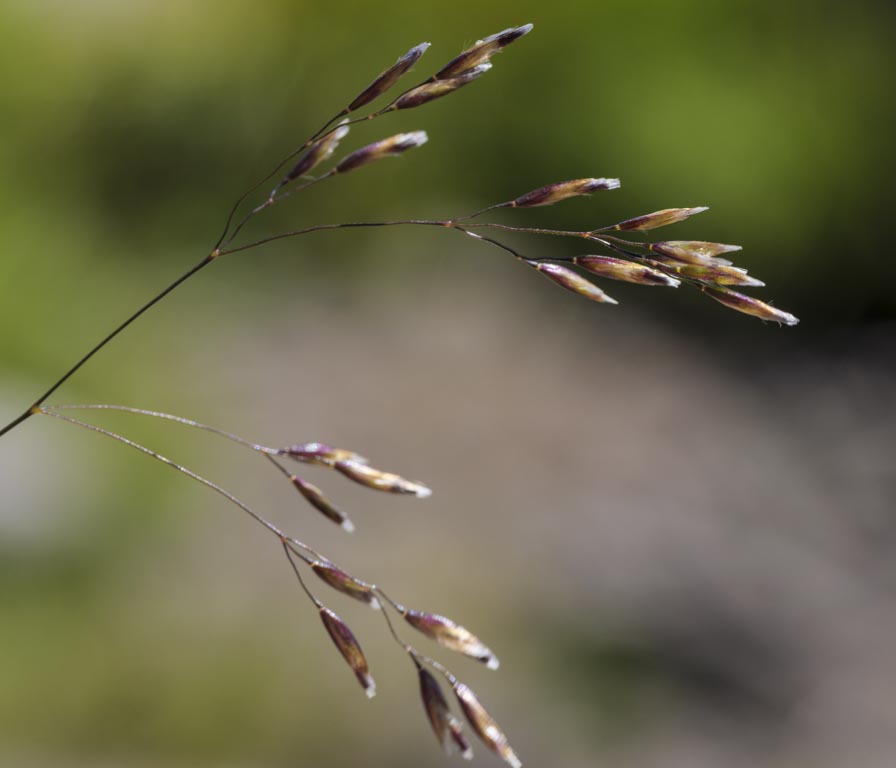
37 408 291 541
42 403 275 454
0 254 217 439
283 540 322 606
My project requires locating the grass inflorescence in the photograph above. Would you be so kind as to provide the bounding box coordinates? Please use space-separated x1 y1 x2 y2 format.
0 22 799 767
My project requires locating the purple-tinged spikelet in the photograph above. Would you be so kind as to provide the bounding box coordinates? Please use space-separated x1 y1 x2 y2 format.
403 610 499 669
281 442 368 467
335 131 428 174
649 240 742 265
348 42 431 112
454 683 521 768
290 475 354 532
434 23 533 80
335 459 432 497
701 286 799 325
278 120 350 189
529 261 618 304
615 207 709 232
418 666 452 750
510 177 620 208
392 64 491 110
573 255 680 287
669 262 764 287
319 606 376 698
311 560 380 609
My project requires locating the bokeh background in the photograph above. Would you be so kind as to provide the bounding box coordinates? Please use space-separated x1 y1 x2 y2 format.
1 1 895 767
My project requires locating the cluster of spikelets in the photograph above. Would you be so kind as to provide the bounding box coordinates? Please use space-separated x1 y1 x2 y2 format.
17 21 804 768
214 21 797 327
37 403 519 768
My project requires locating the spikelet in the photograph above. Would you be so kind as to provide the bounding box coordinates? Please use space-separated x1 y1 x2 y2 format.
649 240 743 265
319 606 376 698
335 459 432 497
573 255 680 287
311 560 381 609
274 120 350 193
348 42 430 112
510 177 620 208
528 261 618 304
455 683 521 768
335 131 428 174
392 64 492 110
702 286 799 325
434 24 533 80
290 475 354 532
614 207 709 231
403 609 499 669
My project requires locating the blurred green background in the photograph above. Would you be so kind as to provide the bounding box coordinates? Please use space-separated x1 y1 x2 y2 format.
1 1 894 767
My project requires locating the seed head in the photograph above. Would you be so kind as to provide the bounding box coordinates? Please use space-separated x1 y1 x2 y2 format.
671 262 764 287
277 120 350 191
528 261 618 304
348 42 431 112
403 609 499 669
319 606 376 698
281 442 368 467
573 255 680 287
335 459 432 497
418 665 452 750
649 240 743 265
335 131 428 174
702 286 799 326
392 64 491 110
311 560 380 609
510 178 620 208
614 207 709 232
290 476 354 532
434 23 533 80
455 683 521 768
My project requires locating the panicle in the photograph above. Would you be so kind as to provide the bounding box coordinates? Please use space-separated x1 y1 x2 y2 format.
510 177 620 208
276 120 350 192
434 23 533 80
392 64 492 110
319 606 377 698
573 255 680 287
290 475 355 532
614 207 709 232
702 286 799 325
454 683 521 768
348 42 431 112
669 262 764 287
335 459 432 498
649 240 742 265
311 560 381 608
335 131 428 174
403 609 499 669
528 261 618 304
418 665 452 750
281 442 368 467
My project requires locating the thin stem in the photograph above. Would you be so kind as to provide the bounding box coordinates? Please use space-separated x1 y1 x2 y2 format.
453 226 526 260
217 219 449 256
37 408 291 540
221 172 335 250
465 222 587 238
41 403 275 454
283 540 321 607
0 254 216 440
